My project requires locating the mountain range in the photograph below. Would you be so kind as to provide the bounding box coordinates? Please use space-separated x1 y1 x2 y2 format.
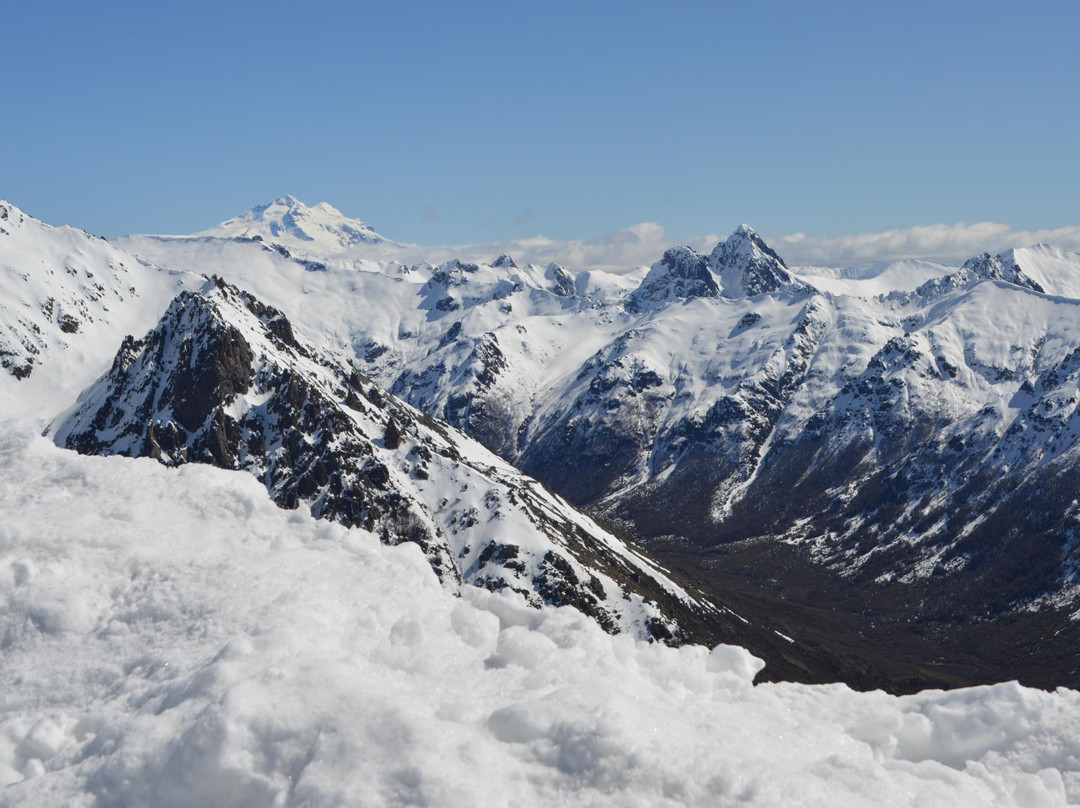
7 194 1080 691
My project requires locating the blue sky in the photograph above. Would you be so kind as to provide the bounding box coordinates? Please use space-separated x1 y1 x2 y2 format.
3 0 1078 248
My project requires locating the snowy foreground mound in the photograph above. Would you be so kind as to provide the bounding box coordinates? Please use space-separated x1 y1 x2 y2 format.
2 427 1079 807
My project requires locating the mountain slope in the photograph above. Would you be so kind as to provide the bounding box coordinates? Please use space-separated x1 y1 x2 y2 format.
0 200 197 419
1009 243 1080 299
52 277 740 644
107 202 1080 689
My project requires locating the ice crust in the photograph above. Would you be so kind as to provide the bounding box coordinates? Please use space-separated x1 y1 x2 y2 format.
2 424 1079 807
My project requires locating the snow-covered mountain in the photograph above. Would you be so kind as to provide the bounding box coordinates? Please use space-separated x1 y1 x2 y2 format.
1003 243 1080 299
0 200 198 419
792 259 953 296
11 195 1080 686
9 198 1080 803
193 195 387 254
52 277 755 647
112 204 1080 688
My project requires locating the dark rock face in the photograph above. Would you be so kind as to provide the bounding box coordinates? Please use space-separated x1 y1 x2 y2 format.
58 279 449 570
710 225 808 299
520 295 830 520
383 417 402 449
392 330 515 458
519 327 673 505
740 329 1080 587
913 252 1045 299
627 247 719 313
545 263 576 297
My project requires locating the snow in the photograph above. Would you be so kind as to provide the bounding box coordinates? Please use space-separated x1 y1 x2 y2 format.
0 201 198 421
794 259 953 297
3 423 1080 806
191 195 387 255
1009 245 1080 300
116 215 1069 569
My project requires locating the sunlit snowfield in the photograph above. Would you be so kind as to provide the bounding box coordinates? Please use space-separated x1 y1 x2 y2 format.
2 424 1079 807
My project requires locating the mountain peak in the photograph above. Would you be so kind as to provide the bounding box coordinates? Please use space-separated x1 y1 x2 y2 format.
715 224 787 267
195 196 386 253
709 225 801 298
960 251 1044 293
626 246 719 312
0 200 30 227
491 252 517 269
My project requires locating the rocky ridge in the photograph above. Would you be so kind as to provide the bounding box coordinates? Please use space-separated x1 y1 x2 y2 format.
53 277 737 643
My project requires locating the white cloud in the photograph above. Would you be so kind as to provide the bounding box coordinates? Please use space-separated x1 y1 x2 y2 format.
485 222 723 273
367 222 722 274
359 221 1080 274
772 222 1080 267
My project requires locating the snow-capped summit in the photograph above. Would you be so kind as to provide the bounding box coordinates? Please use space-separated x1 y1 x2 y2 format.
627 246 719 312
544 262 576 297
960 251 1044 291
709 224 805 298
195 195 386 254
913 248 1045 298
0 199 29 232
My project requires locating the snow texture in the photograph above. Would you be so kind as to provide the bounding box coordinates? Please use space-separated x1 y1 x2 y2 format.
2 426 1080 807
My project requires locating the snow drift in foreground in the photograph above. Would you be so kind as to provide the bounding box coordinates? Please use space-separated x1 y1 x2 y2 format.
1 425 1079 807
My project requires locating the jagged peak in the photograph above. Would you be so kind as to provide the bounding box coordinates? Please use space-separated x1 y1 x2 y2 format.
712 225 788 269
544 262 576 297
962 251 1044 292
961 251 997 269
491 253 517 269
708 225 800 299
661 244 704 265
627 246 718 312
912 250 1046 299
152 277 299 355
432 257 480 278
